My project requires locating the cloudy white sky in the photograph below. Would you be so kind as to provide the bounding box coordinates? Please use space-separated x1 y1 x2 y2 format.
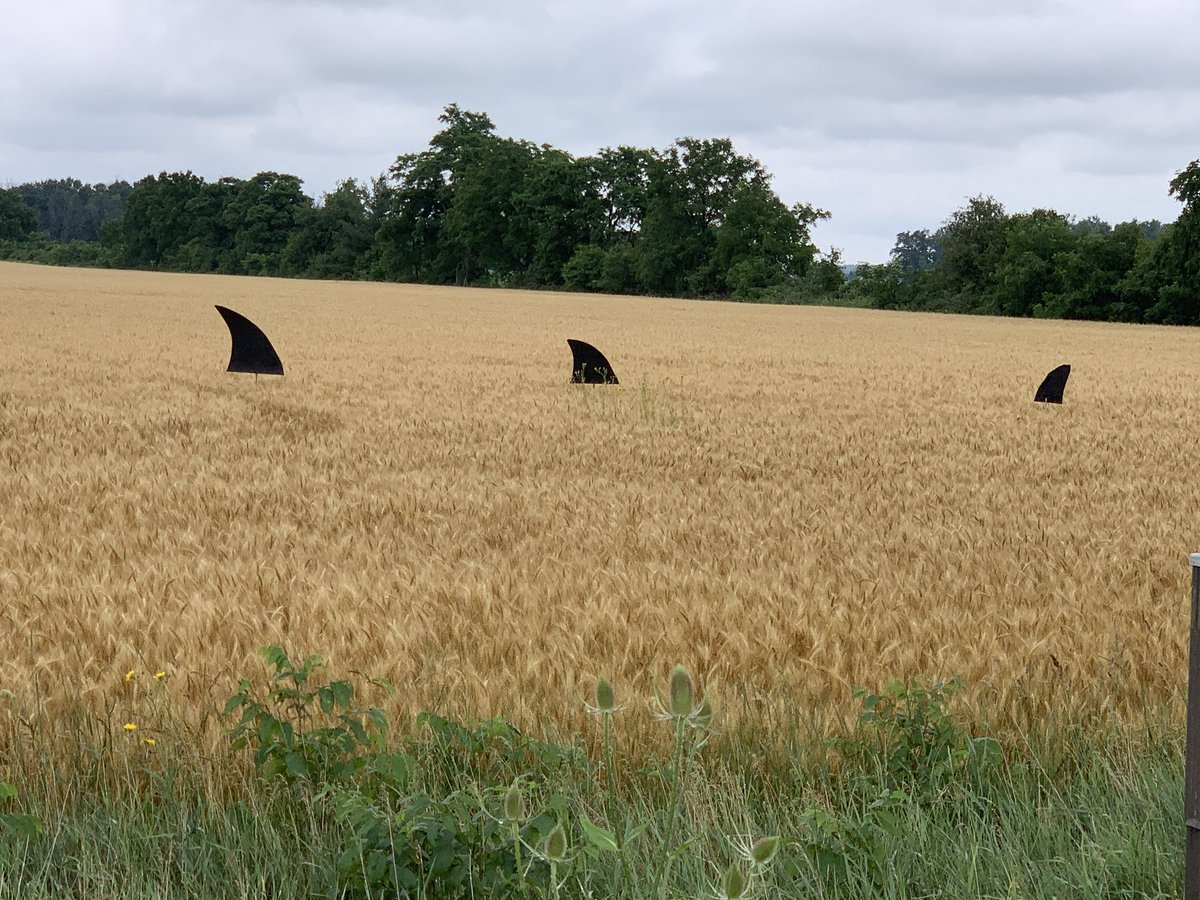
3 0 1198 262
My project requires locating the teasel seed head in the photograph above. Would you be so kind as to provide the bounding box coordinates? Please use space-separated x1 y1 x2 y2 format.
669 664 694 718
595 677 616 713
750 835 781 867
503 781 523 824
543 821 568 861
722 862 748 899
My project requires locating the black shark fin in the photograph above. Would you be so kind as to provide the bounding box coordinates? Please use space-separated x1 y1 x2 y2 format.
215 306 284 376
567 339 618 385
1034 363 1070 404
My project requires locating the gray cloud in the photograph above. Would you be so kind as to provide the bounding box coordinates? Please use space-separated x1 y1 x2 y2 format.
2 0 1197 262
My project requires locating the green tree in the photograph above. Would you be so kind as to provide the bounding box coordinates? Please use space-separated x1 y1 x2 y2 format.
986 209 1075 317
636 138 773 295
585 146 655 243
635 169 704 295
890 229 941 271
221 172 309 275
798 246 848 299
175 176 240 272
935 195 1009 294
15 179 132 242
1120 160 1200 324
1069 215 1112 236
371 106 828 298
283 179 374 279
1037 223 1145 321
442 135 537 284
116 171 208 268
709 180 826 298
599 243 640 294
375 104 499 283
507 147 605 285
561 244 607 291
1115 228 1169 321
0 189 37 241
841 261 929 310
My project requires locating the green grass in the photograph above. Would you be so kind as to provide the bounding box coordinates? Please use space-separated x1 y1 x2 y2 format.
0 653 1184 898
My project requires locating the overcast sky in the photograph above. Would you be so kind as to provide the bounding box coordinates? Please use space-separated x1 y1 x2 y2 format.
3 0 1198 262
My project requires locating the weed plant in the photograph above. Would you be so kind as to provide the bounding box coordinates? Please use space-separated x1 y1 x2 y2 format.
0 647 1183 897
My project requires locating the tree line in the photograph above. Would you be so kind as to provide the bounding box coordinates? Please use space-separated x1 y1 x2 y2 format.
1 103 1197 324
848 164 1199 324
0 104 831 300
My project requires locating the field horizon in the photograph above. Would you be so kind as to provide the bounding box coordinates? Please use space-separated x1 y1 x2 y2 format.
2 260 1198 746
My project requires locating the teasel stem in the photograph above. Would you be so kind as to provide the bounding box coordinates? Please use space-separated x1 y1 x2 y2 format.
601 710 616 804
655 713 689 899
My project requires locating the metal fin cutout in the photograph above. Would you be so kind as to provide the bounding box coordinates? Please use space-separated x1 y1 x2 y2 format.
567 339 618 384
215 306 284 376
1034 363 1070 404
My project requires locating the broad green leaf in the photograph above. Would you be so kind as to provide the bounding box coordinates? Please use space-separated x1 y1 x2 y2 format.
331 680 354 708
284 751 311 780
261 645 288 672
579 813 619 853
366 707 388 733
623 822 649 846
0 811 41 840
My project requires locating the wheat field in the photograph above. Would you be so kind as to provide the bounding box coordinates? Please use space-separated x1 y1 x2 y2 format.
1 260 1198 740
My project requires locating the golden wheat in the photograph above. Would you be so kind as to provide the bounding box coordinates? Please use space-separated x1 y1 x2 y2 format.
1 260 1197 742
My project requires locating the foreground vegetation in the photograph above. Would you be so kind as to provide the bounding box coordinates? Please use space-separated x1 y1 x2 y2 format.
0 649 1183 897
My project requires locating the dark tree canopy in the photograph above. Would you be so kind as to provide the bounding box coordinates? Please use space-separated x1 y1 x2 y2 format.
371 106 824 298
842 162 1198 325
13 179 131 242
890 229 941 272
0 188 38 241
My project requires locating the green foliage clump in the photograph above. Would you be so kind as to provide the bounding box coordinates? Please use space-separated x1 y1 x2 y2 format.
786 788 909 890
836 676 1000 791
783 677 1001 891
224 645 389 786
0 189 38 242
327 778 566 898
3 104 827 301
845 165 1200 324
0 782 40 841
224 647 590 897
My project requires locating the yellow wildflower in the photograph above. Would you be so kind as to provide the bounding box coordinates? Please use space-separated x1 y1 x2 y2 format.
123 723 137 732
153 671 166 679
124 670 136 682
142 738 156 747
